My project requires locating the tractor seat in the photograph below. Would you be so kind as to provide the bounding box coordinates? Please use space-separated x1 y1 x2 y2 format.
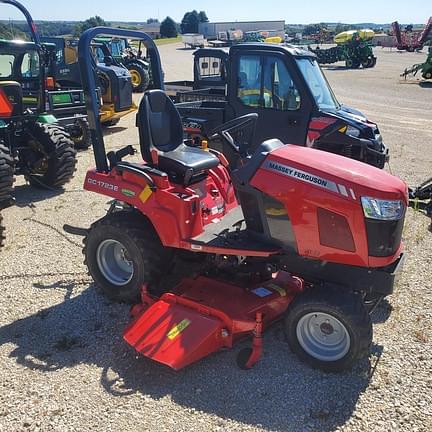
137 89 219 185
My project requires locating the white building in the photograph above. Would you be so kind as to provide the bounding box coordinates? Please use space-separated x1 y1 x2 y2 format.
199 20 285 40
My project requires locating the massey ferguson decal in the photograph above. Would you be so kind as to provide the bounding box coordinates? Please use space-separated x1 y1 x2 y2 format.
264 160 355 200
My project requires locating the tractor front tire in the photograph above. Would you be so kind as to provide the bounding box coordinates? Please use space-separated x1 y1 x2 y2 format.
84 211 172 303
127 62 150 92
284 286 372 372
71 118 91 150
25 123 77 189
0 143 15 209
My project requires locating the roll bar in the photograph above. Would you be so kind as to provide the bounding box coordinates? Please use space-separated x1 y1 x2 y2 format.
78 27 165 173
0 0 40 44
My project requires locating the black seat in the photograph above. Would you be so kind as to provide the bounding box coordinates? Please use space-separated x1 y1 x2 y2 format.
137 89 219 185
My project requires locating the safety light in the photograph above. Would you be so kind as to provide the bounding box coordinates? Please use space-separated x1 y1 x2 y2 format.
0 89 13 118
45 76 56 89
361 197 404 221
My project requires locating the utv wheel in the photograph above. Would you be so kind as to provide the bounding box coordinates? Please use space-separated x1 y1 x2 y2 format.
70 118 91 150
127 62 150 92
0 143 15 209
84 211 172 303
284 287 372 372
25 123 77 189
424 71 432 80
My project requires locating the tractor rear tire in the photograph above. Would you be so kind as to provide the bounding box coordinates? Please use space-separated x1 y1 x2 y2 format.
0 143 15 209
284 286 372 372
71 118 91 150
0 212 5 249
83 210 173 303
25 123 77 189
127 62 150 93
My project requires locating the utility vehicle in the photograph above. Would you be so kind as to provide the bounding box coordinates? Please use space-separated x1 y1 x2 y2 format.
165 46 388 168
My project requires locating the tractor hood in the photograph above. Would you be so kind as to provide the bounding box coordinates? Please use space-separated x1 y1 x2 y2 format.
264 144 407 202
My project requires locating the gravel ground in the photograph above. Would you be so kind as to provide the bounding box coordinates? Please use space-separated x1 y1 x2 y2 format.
0 44 431 432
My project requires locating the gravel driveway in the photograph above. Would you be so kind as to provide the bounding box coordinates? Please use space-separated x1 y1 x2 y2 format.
0 44 431 432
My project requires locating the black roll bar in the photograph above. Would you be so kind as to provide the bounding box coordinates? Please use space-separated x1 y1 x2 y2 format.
78 27 164 173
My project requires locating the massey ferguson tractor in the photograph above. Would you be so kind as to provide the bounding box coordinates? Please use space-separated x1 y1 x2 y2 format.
64 27 407 373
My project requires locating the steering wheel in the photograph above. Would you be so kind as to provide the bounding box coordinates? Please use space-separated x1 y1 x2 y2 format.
209 113 258 156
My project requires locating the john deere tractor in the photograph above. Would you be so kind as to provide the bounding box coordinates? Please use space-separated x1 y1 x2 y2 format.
100 37 151 92
310 29 377 69
0 0 77 247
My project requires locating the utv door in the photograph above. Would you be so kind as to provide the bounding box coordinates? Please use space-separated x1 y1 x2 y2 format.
228 50 313 150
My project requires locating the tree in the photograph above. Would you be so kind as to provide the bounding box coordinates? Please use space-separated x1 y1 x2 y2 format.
180 10 200 34
303 23 322 36
334 23 352 35
160 17 178 38
198 11 209 23
147 18 159 24
74 16 108 37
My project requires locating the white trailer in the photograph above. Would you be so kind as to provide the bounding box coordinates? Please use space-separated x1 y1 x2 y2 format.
182 33 205 49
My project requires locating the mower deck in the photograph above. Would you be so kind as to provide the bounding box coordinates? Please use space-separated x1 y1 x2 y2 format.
191 206 278 254
123 272 303 370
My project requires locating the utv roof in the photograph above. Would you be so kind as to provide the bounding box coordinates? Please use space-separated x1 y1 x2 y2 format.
194 43 315 59
0 39 37 51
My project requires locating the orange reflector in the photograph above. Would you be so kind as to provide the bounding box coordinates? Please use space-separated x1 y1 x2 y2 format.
45 77 55 89
0 89 13 118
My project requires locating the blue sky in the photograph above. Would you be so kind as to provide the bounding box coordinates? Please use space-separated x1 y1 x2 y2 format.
0 0 428 23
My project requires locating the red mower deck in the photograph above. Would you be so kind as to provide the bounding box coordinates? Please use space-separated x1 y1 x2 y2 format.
124 272 303 370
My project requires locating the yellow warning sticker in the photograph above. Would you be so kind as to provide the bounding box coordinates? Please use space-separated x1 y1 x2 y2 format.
139 185 153 203
267 283 286 297
166 319 191 340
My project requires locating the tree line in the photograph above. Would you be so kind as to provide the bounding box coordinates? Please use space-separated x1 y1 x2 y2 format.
0 10 210 41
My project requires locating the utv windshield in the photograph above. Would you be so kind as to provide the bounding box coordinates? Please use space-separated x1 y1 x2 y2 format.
0 49 40 80
296 58 339 110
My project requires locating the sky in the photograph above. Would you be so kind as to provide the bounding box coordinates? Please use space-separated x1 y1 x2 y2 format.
0 0 429 24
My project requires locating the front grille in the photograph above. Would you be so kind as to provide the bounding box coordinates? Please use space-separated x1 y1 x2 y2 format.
365 217 404 257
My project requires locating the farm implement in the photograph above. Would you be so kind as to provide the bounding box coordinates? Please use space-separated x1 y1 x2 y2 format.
310 29 377 69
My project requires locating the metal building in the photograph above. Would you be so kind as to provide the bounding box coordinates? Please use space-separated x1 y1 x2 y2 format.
199 20 285 40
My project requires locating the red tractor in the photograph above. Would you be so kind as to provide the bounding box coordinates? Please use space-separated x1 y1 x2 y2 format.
69 28 407 372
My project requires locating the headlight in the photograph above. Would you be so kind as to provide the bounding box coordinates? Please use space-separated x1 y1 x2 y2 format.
361 197 404 220
346 126 361 138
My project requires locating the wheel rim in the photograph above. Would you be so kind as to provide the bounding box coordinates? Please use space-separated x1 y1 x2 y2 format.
296 312 350 362
96 239 134 286
129 69 141 87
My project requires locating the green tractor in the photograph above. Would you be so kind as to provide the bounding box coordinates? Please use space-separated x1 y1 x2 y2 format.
102 37 151 92
310 29 377 69
401 47 432 80
0 0 77 247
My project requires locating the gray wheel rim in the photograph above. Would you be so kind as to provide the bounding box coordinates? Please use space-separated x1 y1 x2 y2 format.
96 239 134 286
296 312 350 362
